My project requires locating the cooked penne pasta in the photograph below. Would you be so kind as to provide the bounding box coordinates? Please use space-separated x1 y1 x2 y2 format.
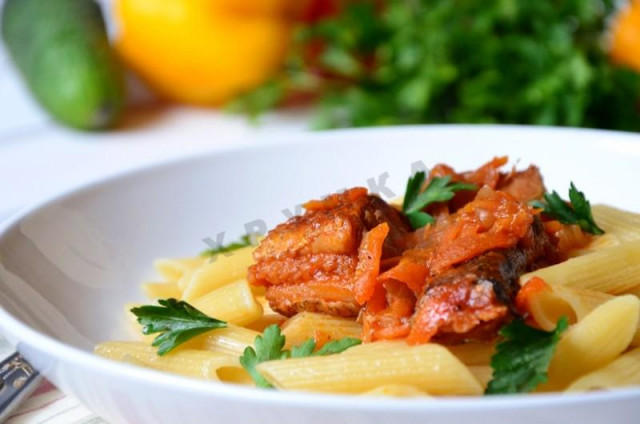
194 324 260 357
153 257 206 283
524 285 614 331
100 159 640 398
541 295 640 391
256 341 482 395
281 312 362 348
571 233 621 256
631 329 640 349
191 279 263 326
216 366 254 385
142 282 182 300
245 315 286 332
362 384 431 397
445 343 496 366
95 341 245 381
244 296 286 332
468 366 493 390
521 241 640 295
592 205 640 244
177 268 197 292
565 348 640 392
182 246 255 301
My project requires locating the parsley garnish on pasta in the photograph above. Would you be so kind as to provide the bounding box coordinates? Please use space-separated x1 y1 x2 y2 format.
402 173 476 229
486 317 569 394
531 183 604 235
131 299 227 355
240 324 361 388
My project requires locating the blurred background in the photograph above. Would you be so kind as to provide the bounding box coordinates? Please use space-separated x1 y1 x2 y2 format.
1 0 640 134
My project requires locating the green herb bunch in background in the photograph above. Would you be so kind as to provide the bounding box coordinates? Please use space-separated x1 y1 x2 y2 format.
231 0 640 130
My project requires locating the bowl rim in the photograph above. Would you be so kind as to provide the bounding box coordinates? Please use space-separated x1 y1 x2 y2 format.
1 124 640 411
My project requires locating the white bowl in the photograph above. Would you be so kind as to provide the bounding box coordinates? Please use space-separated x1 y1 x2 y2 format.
1 125 640 424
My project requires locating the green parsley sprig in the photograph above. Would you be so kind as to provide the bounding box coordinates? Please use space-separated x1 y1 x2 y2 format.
402 172 476 229
485 317 569 394
531 183 604 235
240 324 361 388
131 299 227 355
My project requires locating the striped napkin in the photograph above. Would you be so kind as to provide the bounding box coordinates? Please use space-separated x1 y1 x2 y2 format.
5 379 107 424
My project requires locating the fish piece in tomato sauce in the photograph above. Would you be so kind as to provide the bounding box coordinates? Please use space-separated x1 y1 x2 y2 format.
496 165 545 203
248 187 411 317
408 217 555 344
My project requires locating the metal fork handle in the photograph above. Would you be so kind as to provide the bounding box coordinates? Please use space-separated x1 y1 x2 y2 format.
0 352 41 422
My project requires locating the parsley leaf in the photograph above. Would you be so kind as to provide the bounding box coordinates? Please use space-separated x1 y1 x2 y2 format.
201 234 253 257
485 317 569 395
402 173 476 229
289 338 317 359
531 183 604 235
239 325 288 388
314 337 363 356
131 299 227 356
240 324 361 388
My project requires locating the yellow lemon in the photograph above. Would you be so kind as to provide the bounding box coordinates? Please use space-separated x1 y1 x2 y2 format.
114 0 295 105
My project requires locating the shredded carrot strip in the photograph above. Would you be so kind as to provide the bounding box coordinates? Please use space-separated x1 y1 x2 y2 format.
377 258 429 294
354 223 390 304
461 156 508 188
386 187 534 296
545 222 592 258
366 282 387 314
515 276 551 316
313 330 331 349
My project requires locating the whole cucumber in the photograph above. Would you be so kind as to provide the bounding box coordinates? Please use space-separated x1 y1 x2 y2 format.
2 0 125 130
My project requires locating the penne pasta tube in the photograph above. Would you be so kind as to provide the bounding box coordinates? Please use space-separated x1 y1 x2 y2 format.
256 341 482 395
628 291 640 348
524 284 614 331
362 384 431 397
592 205 640 244
191 279 263 326
631 329 640 349
245 314 286 333
142 282 182 300
565 348 640 392
281 312 362 348
153 257 205 283
177 268 197 292
245 296 286 332
182 246 254 301
521 241 640 295
571 233 621 256
194 324 260 357
444 343 496 366
468 366 493 390
216 366 253 385
541 295 640 391
95 341 242 381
